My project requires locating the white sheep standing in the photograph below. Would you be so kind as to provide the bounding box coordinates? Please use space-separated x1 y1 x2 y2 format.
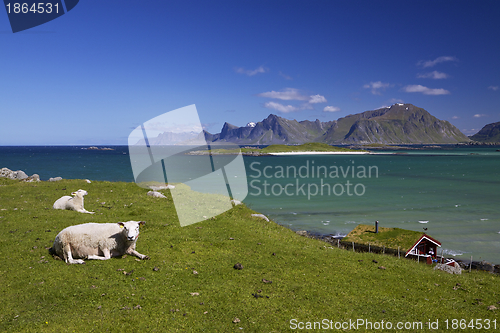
53 189 94 214
51 221 149 264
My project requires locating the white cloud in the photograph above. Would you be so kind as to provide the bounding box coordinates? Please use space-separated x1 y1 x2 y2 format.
201 122 218 130
417 71 449 79
462 128 479 135
402 84 450 95
309 94 327 104
257 88 309 101
142 121 202 133
234 66 268 76
473 114 486 118
418 56 458 68
451 116 460 119
263 101 299 113
300 103 314 110
388 98 404 104
379 98 405 108
363 81 391 95
279 71 293 80
488 85 499 91
258 88 327 112
323 106 340 112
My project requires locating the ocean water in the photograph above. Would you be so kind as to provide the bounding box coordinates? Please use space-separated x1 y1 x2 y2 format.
1 145 499 264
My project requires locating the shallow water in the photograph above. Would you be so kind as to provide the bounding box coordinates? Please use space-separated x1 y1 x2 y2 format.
1 145 499 264
243 148 500 264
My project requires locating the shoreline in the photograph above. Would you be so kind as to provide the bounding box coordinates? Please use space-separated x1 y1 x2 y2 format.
267 151 370 155
293 229 500 271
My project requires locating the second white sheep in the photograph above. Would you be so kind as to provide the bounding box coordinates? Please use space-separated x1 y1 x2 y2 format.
53 189 94 214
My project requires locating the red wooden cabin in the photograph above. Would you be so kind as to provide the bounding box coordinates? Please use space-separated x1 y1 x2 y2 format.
405 234 441 264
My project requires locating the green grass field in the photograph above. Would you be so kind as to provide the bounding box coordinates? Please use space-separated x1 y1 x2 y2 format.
256 143 359 153
0 178 498 332
204 143 363 155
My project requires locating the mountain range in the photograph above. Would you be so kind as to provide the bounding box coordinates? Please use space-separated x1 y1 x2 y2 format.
204 103 470 145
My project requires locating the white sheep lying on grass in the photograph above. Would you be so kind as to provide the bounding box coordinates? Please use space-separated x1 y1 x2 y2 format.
51 221 149 264
53 189 94 214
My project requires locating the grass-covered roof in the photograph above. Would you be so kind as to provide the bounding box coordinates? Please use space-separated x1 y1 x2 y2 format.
342 224 427 251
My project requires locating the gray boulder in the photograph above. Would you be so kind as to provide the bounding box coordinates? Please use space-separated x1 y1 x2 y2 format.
434 262 462 274
0 167 28 180
49 177 63 182
25 174 40 182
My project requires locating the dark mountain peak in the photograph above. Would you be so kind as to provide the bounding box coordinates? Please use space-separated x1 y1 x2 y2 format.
260 114 288 133
219 122 239 138
262 114 281 125
266 113 280 120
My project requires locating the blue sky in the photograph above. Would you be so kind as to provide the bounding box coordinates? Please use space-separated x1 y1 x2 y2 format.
1 0 499 145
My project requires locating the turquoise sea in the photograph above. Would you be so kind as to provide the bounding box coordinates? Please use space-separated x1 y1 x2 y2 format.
1 146 499 264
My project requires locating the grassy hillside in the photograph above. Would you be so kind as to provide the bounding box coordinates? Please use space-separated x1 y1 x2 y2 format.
0 178 498 332
470 121 500 142
195 143 362 155
258 142 360 153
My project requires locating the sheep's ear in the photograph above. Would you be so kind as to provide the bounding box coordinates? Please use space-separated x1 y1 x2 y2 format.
118 222 125 228
139 221 145 226
71 192 77 196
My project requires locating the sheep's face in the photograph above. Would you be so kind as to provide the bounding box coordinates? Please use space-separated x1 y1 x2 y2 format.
118 221 145 241
71 189 88 197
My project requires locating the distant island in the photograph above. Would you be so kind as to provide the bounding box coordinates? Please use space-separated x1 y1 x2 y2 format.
84 146 114 151
189 142 368 156
203 103 469 145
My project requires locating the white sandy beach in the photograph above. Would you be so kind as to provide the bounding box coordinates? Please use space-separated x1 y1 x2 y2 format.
268 151 371 155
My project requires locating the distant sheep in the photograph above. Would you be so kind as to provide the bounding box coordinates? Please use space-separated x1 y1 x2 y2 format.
51 221 149 264
53 189 94 214
147 190 167 198
251 213 269 222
